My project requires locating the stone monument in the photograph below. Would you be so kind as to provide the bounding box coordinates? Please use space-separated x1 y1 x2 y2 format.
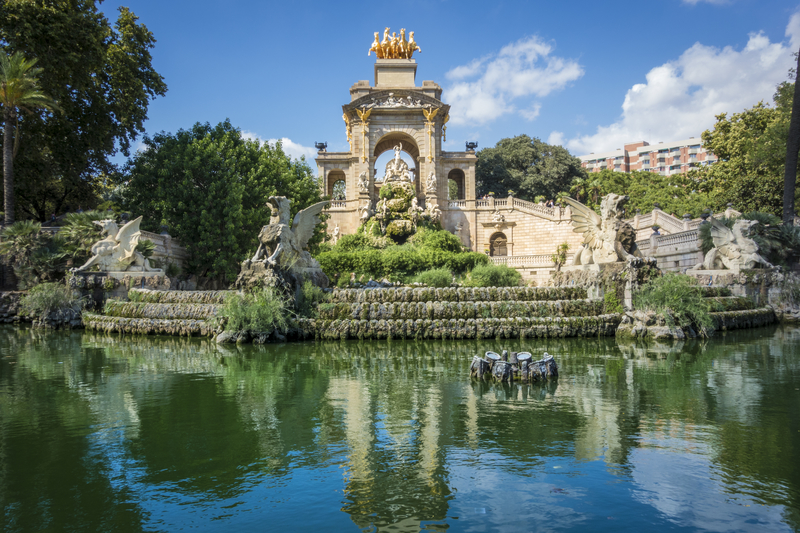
689 218 773 272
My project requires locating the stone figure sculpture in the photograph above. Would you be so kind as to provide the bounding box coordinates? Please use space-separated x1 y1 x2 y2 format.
332 223 340 245
72 216 162 273
370 28 420 59
563 194 646 265
690 218 773 271
426 170 437 193
410 196 423 213
357 171 369 193
491 210 505 223
359 199 373 222
250 196 329 270
425 203 441 222
381 143 411 182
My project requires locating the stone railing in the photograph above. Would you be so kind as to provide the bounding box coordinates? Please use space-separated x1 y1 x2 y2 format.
627 206 741 239
329 200 350 209
490 253 574 268
454 196 566 222
637 228 702 272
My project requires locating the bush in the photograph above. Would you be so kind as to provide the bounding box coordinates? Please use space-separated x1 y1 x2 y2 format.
411 228 464 253
215 288 290 333
296 280 329 317
0 221 66 288
463 264 522 287
135 239 155 259
603 290 624 314
414 268 453 287
19 282 84 321
633 272 714 332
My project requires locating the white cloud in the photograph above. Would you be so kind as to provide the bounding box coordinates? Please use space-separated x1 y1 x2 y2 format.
565 16 800 156
788 10 800 51
547 131 565 146
241 130 318 162
444 36 583 126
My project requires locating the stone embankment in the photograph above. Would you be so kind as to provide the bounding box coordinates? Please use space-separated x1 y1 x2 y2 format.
83 288 233 337
297 286 621 341
616 288 776 340
0 292 23 324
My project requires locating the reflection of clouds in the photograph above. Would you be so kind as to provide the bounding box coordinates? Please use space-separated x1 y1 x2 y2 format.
630 442 792 532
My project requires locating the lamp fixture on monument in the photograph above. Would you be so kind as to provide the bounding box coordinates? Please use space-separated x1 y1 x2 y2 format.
466 141 478 152
315 142 327 152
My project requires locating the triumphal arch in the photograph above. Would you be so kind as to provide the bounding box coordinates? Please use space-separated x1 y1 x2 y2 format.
316 30 476 236
317 30 584 283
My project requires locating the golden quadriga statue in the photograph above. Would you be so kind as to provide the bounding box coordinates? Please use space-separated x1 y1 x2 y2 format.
369 27 421 59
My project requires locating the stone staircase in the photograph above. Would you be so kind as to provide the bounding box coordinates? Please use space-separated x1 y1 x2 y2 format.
82 289 234 336
296 286 622 341
703 289 777 331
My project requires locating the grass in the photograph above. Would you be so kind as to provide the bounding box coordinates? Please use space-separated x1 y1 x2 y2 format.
19 282 84 321
215 288 290 333
633 272 714 333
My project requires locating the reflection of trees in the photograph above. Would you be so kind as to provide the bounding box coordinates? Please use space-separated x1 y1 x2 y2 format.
1 325 799 530
0 327 146 532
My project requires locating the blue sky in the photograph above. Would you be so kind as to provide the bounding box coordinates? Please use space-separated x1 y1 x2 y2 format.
100 0 800 165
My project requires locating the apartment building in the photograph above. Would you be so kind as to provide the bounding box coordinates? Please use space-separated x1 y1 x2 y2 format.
578 138 717 176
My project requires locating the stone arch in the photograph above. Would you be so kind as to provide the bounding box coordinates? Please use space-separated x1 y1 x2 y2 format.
327 170 346 199
489 231 507 257
373 131 421 196
448 168 465 200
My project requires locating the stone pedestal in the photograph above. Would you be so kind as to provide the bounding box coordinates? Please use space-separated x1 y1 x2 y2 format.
375 59 417 87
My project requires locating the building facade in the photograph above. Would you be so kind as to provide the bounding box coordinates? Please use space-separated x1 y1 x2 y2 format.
578 139 717 176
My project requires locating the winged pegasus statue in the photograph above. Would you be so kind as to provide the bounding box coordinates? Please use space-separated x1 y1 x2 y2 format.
562 193 645 266
250 196 329 271
689 218 772 271
71 216 162 273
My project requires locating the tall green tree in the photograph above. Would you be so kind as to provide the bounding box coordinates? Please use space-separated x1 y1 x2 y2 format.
783 50 800 225
475 135 586 201
0 0 166 221
121 120 324 282
0 51 57 225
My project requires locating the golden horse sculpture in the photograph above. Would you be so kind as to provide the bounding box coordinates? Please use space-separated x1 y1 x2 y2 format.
368 28 420 59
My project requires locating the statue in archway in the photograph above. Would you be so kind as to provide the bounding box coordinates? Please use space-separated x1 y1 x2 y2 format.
425 170 437 193
381 142 411 183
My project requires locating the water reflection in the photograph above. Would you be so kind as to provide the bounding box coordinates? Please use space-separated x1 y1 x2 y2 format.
0 325 798 531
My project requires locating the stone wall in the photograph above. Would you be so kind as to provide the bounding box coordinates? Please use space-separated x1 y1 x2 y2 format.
637 230 703 272
0 291 23 323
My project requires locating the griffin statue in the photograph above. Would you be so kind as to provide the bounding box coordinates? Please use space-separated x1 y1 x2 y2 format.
71 216 161 273
689 218 773 271
563 194 647 266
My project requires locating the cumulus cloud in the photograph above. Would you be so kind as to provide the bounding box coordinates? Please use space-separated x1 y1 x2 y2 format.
444 36 583 126
564 16 800 155
241 130 318 163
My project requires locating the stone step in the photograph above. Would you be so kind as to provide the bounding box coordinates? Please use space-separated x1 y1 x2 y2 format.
128 288 235 305
698 287 732 298
318 299 604 321
707 296 756 312
83 312 215 337
711 307 775 331
104 300 221 320
296 315 622 341
328 286 588 304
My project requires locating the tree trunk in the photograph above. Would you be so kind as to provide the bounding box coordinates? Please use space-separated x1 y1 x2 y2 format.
783 49 800 226
3 107 14 225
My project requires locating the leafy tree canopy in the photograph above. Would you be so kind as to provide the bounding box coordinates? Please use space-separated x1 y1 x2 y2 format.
687 80 796 216
475 134 585 201
0 0 167 221
120 120 323 282
571 169 712 217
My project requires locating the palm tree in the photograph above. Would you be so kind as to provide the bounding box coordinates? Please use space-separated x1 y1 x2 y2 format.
0 52 58 226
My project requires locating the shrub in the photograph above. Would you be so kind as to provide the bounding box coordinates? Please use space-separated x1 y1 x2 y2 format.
165 262 181 278
0 221 65 288
414 268 453 287
336 234 372 252
463 264 522 287
296 280 329 317
135 239 155 259
633 272 713 332
19 282 84 321
411 228 464 253
603 290 624 314
215 288 290 333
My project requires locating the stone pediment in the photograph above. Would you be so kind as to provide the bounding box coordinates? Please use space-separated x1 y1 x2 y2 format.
344 90 447 114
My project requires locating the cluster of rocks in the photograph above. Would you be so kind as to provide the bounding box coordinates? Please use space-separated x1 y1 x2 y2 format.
0 292 23 324
82 315 213 336
616 307 776 341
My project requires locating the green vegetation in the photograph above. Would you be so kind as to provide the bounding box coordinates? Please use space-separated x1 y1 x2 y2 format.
603 290 624 314
296 280 329 318
475 134 585 201
633 273 714 332
551 242 570 271
0 2 166 221
0 51 60 225
0 220 65 288
317 227 489 284
120 120 324 283
215 288 290 333
462 264 522 287
19 282 83 321
413 268 453 287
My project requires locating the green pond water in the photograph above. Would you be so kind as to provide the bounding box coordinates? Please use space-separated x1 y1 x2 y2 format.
1 325 799 532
